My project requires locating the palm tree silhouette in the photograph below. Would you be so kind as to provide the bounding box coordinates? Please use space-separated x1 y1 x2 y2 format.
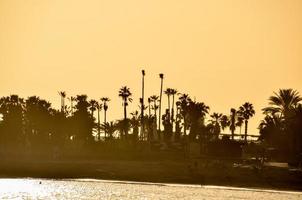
230 108 237 140
100 121 117 140
101 97 110 138
68 96 76 115
220 114 230 133
118 86 133 138
235 115 244 136
209 112 223 137
150 95 159 117
58 91 66 113
158 73 164 135
147 97 151 116
141 70 146 140
130 110 140 140
170 88 178 130
164 88 172 118
263 89 302 118
238 102 255 141
96 101 102 140
178 93 191 137
89 99 97 117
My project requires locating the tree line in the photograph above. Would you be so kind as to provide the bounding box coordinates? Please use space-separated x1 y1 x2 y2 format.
0 71 301 161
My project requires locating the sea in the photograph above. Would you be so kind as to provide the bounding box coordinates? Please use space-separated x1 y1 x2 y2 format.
0 178 301 199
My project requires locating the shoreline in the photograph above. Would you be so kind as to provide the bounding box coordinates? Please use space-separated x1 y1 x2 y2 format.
1 158 302 192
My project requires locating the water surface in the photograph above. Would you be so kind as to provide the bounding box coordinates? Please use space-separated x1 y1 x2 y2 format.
0 178 301 199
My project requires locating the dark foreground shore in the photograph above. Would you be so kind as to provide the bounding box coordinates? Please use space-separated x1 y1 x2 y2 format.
1 157 302 192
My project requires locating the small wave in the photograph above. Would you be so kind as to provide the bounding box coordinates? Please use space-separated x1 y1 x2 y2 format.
63 178 302 195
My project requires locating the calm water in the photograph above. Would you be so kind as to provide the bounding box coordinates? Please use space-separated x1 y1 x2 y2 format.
0 178 301 199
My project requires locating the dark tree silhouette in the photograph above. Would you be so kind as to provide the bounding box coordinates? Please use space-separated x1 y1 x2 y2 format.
101 97 110 138
170 89 178 131
238 102 255 141
263 89 302 117
58 91 66 113
72 95 94 141
209 112 223 138
0 95 24 147
230 108 237 140
158 73 164 137
178 93 191 138
220 114 230 133
141 70 145 141
118 86 132 138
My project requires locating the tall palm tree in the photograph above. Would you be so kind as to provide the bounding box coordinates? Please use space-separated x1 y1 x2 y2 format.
118 86 132 120
164 88 172 117
158 73 164 133
118 86 133 138
96 102 102 140
263 89 302 118
141 70 146 139
236 115 244 135
101 97 110 138
170 89 178 128
58 91 66 113
230 108 237 140
238 102 255 141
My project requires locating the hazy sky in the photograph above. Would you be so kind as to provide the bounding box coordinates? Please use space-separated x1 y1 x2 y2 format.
1 0 301 134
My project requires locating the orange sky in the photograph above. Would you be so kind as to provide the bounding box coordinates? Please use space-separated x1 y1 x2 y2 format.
0 0 302 134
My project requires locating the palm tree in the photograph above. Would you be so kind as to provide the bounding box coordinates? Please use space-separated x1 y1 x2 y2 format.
89 99 97 117
158 73 164 133
238 102 255 141
58 91 66 113
164 88 172 117
230 108 237 140
141 70 146 139
220 114 230 133
170 89 178 129
263 89 302 118
96 102 102 140
131 110 140 140
209 112 223 137
101 97 110 138
178 93 191 137
147 97 151 116
150 95 159 117
118 86 133 138
236 115 244 135
68 96 76 115
100 121 117 140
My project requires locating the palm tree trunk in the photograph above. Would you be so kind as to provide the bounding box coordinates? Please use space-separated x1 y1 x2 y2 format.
158 78 163 139
124 101 127 120
171 95 175 130
168 96 170 113
244 120 248 142
141 73 145 140
124 100 127 138
104 109 107 139
97 108 100 140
